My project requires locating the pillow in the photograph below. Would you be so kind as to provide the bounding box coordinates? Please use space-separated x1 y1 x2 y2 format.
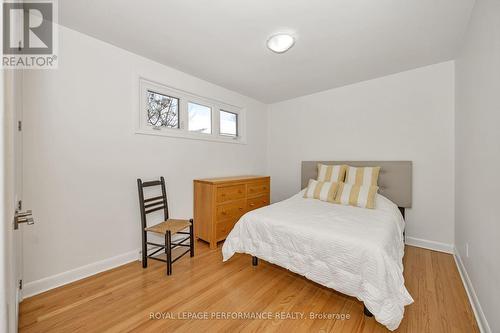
303 179 339 203
345 166 380 186
334 182 379 209
317 164 347 183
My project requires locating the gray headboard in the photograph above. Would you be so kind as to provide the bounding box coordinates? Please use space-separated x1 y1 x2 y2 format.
301 161 412 208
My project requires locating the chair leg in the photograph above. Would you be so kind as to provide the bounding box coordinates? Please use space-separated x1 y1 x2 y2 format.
165 231 172 276
189 222 194 257
252 256 258 266
363 305 373 317
142 231 147 268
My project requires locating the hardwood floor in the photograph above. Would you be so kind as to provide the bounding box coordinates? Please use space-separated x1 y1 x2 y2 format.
19 241 479 333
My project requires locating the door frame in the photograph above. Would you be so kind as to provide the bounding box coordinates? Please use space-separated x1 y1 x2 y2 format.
2 68 24 333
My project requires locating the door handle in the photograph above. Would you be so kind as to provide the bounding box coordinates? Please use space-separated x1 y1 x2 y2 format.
14 209 34 230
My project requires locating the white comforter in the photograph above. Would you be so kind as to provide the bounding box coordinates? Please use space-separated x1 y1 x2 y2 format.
222 191 414 330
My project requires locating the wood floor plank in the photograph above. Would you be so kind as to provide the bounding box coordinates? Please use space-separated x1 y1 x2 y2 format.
19 242 479 333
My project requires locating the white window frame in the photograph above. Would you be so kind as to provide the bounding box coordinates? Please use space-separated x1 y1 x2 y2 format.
219 109 239 137
136 78 246 144
187 101 212 134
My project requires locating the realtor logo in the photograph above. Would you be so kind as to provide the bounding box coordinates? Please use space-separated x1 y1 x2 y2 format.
2 0 58 68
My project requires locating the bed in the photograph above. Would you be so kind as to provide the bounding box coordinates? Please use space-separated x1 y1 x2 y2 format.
222 161 414 331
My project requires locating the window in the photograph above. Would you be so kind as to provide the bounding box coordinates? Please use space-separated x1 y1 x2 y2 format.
137 78 245 143
188 102 211 134
220 110 237 137
146 91 179 129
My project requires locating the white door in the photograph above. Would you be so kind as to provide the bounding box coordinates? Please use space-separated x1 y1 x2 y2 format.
2 68 30 332
2 5 31 332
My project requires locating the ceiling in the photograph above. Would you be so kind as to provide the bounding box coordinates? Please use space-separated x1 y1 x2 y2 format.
59 0 474 103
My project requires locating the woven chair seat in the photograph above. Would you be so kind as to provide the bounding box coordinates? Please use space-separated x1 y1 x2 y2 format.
145 219 192 235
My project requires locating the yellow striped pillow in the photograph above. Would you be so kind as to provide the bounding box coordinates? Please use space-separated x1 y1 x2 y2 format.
334 182 379 209
317 164 347 183
345 166 380 186
303 179 339 203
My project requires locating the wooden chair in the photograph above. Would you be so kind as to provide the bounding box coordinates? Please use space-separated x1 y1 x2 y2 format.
137 176 194 275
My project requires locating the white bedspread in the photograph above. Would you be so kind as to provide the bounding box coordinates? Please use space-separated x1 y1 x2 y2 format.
222 191 414 330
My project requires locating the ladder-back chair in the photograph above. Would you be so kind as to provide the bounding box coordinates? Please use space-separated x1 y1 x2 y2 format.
137 176 194 275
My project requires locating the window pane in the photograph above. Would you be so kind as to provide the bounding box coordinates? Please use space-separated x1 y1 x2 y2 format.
146 90 179 128
188 102 212 134
220 110 238 137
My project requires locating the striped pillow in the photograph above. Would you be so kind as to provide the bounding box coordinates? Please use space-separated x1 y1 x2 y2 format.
345 166 380 186
317 164 346 183
334 182 378 209
303 179 339 203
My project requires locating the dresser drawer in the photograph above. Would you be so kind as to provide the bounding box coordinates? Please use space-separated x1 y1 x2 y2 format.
247 195 269 211
247 181 270 197
216 184 246 203
216 199 246 221
216 218 238 240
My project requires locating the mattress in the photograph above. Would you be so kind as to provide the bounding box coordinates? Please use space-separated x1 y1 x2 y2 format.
222 190 414 330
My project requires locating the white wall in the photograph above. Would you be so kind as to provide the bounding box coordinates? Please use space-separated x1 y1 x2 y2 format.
21 26 267 290
455 0 499 332
267 61 455 248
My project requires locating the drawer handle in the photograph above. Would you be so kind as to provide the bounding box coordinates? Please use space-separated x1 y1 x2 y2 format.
221 211 227 215
221 193 226 197
249 203 255 207
262 201 266 204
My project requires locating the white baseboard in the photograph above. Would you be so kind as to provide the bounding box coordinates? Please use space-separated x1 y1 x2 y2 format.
454 249 492 333
22 249 140 299
405 236 454 254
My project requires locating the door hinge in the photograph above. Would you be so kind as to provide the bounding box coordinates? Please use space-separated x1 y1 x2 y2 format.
19 279 23 290
18 120 22 131
18 200 22 210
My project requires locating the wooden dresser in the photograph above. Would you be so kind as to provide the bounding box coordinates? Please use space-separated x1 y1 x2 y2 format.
194 175 270 249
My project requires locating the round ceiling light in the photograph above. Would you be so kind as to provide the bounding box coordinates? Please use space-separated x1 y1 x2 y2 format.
266 34 295 53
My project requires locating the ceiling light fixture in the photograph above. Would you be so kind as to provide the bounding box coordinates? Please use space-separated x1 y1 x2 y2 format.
266 34 295 53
